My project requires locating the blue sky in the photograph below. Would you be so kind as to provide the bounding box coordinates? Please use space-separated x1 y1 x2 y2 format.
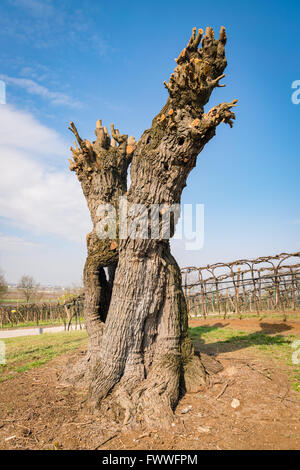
0 0 299 285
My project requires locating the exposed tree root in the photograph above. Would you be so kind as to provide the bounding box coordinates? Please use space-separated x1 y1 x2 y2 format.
85 348 210 429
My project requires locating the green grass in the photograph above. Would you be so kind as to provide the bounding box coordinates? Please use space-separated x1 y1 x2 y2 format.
0 323 298 398
189 325 300 395
190 311 300 321
0 330 88 383
0 318 84 329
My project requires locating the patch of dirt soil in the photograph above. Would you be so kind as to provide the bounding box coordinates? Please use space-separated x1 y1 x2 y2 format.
0 334 299 450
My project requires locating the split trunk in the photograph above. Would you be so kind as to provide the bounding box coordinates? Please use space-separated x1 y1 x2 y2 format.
65 26 237 427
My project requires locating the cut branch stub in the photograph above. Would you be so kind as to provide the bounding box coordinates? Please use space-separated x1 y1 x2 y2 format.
110 124 128 153
196 99 238 138
68 119 136 181
166 26 228 108
94 120 111 150
126 135 137 156
68 121 83 148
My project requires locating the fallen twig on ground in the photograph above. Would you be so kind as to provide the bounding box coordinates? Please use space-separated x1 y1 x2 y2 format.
247 363 272 380
216 379 235 399
94 431 120 449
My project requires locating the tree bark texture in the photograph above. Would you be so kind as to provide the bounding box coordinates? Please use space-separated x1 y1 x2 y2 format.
66 26 237 428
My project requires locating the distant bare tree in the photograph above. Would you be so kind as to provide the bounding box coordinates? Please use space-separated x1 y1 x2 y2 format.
18 275 39 303
0 270 8 299
34 289 44 303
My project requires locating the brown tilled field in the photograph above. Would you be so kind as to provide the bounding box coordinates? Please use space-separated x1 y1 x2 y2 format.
0 317 299 450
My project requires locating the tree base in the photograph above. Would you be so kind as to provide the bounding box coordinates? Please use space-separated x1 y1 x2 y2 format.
61 348 223 429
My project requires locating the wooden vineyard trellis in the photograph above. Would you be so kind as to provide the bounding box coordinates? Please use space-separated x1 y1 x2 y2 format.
181 251 300 321
0 295 84 329
1 252 300 327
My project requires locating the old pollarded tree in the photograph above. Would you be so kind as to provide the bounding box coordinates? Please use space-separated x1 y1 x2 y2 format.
67 26 237 427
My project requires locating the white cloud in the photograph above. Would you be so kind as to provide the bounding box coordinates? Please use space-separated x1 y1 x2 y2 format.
0 104 66 156
10 0 55 17
0 234 41 251
0 105 91 243
0 75 82 109
1 3 109 56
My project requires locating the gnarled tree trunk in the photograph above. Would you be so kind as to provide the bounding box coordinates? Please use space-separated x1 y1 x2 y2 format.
66 26 237 428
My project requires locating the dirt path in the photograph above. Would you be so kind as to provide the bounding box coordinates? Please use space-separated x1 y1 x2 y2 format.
0 324 84 339
0 337 299 450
